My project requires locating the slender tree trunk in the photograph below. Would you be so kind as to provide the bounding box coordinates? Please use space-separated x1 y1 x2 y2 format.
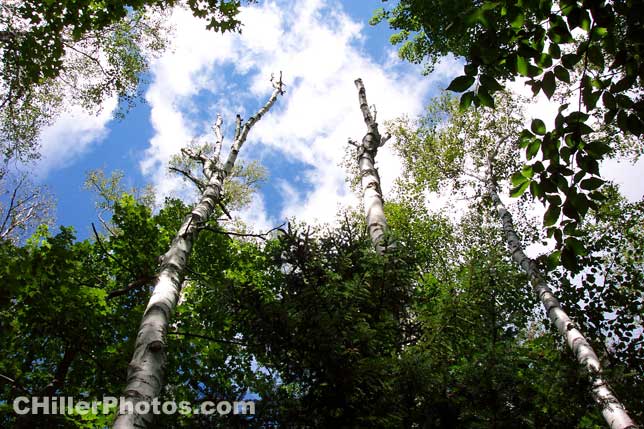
485 158 638 429
352 78 392 255
113 77 283 429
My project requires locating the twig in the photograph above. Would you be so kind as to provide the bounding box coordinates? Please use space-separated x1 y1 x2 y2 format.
91 222 131 273
200 222 286 241
107 275 157 299
168 331 254 347
169 166 205 191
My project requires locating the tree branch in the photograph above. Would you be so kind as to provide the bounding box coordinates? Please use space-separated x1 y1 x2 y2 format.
200 222 286 241
169 166 205 191
167 331 254 347
107 275 157 299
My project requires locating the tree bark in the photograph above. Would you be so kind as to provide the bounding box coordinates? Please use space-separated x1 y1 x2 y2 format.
113 78 283 429
485 158 638 429
353 78 392 255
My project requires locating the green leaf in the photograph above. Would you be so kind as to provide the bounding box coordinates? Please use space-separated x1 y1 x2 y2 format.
553 65 570 83
542 71 556 99
446 75 475 92
548 43 561 59
585 141 611 158
561 246 578 271
477 88 494 108
565 237 586 256
527 64 544 77
580 177 604 190
521 165 534 178
543 204 560 226
527 139 541 159
518 129 535 148
627 114 644 135
561 53 580 68
510 12 524 29
565 111 590 124
602 91 616 109
479 74 503 92
531 119 547 135
511 172 528 187
516 55 529 76
530 180 542 198
459 91 475 111
547 250 561 269
587 45 604 69
464 63 478 76
510 180 530 197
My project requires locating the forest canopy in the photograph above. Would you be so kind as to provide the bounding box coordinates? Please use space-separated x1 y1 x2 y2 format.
0 1 642 428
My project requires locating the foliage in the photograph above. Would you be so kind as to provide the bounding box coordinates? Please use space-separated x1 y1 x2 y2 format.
0 0 252 164
386 88 643 425
374 0 644 270
0 171 53 243
222 216 414 427
552 185 644 423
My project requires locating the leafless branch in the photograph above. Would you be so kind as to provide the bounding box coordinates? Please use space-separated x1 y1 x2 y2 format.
91 222 132 273
213 114 223 160
200 222 287 241
169 166 205 191
107 275 157 299
167 331 255 347
233 114 242 141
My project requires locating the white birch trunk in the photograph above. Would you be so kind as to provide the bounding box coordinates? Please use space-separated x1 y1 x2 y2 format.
486 160 638 429
113 79 283 429
353 78 392 255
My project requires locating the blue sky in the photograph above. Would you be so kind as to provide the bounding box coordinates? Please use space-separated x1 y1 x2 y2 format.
34 0 458 239
32 0 644 240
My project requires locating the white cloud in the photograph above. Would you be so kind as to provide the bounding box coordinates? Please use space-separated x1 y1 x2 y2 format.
141 0 460 229
37 97 118 177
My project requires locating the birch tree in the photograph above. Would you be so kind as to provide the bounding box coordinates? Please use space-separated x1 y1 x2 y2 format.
350 78 393 255
113 75 284 429
373 0 644 266
0 172 52 243
389 93 640 428
485 152 637 429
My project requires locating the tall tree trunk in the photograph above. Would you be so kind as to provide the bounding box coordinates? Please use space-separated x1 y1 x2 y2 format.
485 158 638 429
352 78 392 255
113 77 284 429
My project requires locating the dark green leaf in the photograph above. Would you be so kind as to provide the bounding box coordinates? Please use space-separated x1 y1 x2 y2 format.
544 204 561 226
561 246 578 271
549 43 561 59
464 63 478 76
561 53 580 68
531 119 547 135
542 71 556 99
527 139 541 159
477 88 494 108
602 91 616 109
585 141 611 158
580 177 604 190
587 45 604 69
446 75 475 92
627 114 644 135
565 237 586 256
480 74 503 92
516 55 529 76
553 65 570 83
459 91 475 111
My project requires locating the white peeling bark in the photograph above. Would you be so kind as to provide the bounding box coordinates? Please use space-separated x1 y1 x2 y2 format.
113 77 284 429
353 78 392 255
486 159 638 429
